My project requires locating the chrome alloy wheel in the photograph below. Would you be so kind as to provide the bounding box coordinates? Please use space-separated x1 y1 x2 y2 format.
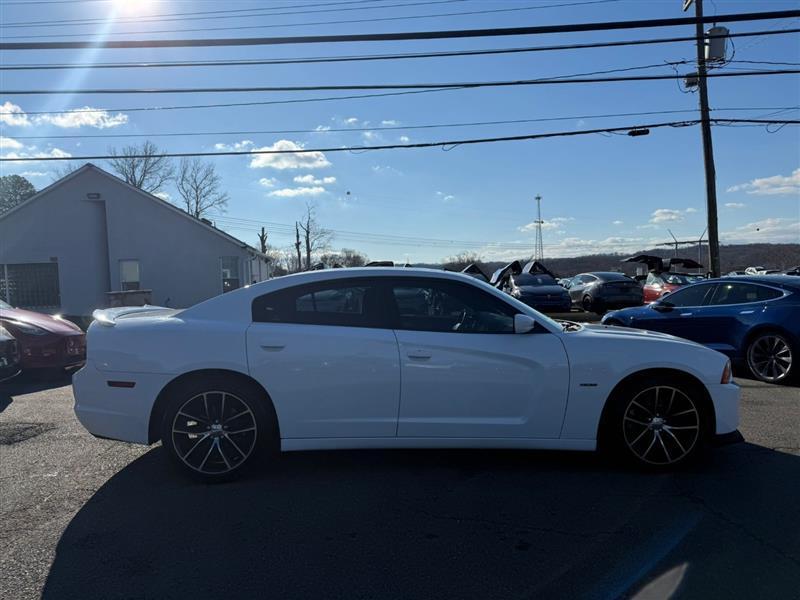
622 386 700 466
747 334 793 383
171 391 257 475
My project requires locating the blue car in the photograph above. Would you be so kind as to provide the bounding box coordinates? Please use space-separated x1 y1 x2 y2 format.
601 275 800 384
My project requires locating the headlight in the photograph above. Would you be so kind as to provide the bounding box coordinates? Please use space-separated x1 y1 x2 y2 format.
2 320 49 336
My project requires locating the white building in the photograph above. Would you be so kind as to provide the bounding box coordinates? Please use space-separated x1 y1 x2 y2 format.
0 163 270 316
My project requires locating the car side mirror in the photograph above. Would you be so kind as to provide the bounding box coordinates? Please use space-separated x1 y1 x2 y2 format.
514 314 537 334
651 302 673 313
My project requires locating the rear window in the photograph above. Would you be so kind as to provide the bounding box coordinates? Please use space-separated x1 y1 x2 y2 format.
514 274 556 286
709 283 783 305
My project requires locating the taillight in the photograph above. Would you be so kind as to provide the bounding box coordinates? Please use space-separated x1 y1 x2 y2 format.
721 360 732 384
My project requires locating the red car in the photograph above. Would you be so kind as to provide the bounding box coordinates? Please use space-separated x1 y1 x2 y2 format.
642 272 702 303
0 299 86 374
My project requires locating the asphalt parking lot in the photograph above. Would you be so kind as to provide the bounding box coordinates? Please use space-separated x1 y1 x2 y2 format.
1 374 798 600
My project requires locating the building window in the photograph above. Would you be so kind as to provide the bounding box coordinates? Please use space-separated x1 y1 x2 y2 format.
119 260 140 291
0 263 61 309
221 257 240 293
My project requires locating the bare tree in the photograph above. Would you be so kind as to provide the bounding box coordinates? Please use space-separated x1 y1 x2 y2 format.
50 161 81 183
320 248 368 268
442 251 486 272
297 204 333 270
175 157 229 218
107 141 174 194
258 226 269 254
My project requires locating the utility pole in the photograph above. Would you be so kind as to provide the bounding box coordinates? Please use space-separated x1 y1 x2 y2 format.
533 194 544 262
688 0 722 277
294 222 302 272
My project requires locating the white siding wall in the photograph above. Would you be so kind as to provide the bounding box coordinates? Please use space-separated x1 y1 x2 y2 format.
0 166 258 315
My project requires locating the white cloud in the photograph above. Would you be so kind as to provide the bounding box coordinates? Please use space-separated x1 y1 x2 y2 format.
249 140 331 170
258 177 277 188
362 131 378 141
153 191 170 201
636 223 660 230
38 108 128 129
268 186 326 198
724 202 746 209
215 140 254 151
0 136 23 149
721 217 800 244
314 125 331 132
435 191 456 203
399 135 410 143
650 208 684 223
1 147 72 163
480 236 647 260
612 220 624 225
0 102 31 127
293 174 336 185
19 171 48 178
727 168 800 196
344 117 359 125
518 216 574 232
685 207 698 214
381 120 399 126
0 102 128 129
372 164 403 176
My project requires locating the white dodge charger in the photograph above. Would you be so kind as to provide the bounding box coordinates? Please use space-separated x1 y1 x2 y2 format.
74 268 740 481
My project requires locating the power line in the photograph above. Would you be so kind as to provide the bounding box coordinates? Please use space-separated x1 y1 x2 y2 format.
0 88 466 117
0 1 464 28
9 106 797 141
4 68 797 95
3 28 797 71
3 119 796 163
1 1 621 37
2 9 797 50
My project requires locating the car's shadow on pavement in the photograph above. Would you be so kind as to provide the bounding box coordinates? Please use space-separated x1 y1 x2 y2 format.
42 442 800 600
0 372 73 412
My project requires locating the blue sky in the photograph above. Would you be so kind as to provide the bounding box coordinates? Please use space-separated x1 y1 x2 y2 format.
1 0 798 263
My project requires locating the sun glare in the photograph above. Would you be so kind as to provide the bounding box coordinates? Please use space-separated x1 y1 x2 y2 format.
113 0 157 17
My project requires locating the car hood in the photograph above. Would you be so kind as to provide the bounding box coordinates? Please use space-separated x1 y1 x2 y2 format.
579 323 700 346
518 285 567 296
0 307 82 334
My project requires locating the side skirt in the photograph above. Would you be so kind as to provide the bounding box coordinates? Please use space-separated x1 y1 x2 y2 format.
281 437 596 452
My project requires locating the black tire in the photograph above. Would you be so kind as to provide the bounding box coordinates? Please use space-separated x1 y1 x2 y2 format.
582 296 594 313
159 375 277 482
601 376 711 470
745 331 795 384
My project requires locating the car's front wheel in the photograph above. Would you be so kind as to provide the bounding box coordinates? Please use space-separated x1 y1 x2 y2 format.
746 332 794 384
160 376 275 482
604 377 709 469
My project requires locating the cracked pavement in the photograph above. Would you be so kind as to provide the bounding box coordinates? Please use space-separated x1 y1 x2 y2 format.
0 375 798 600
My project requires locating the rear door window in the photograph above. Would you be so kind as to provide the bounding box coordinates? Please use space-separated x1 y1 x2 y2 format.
709 283 783 305
252 280 384 328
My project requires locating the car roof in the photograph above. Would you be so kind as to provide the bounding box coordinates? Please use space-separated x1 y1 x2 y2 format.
716 275 800 289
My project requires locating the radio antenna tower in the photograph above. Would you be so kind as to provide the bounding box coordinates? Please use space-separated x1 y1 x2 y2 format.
533 195 544 262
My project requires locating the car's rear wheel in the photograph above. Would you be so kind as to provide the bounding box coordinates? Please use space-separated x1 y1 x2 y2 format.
582 296 594 313
746 332 794 384
604 377 709 469
160 377 275 482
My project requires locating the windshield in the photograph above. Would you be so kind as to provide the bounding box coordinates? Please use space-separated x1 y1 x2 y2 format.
515 274 557 286
0 299 10 309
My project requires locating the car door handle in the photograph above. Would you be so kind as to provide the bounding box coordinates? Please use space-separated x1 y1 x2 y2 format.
680 313 693 316
407 351 431 360
739 310 755 315
260 344 286 351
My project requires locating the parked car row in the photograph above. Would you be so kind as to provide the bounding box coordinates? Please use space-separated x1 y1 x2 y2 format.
0 298 86 381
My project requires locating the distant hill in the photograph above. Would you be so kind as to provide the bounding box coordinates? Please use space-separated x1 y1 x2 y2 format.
422 243 800 278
